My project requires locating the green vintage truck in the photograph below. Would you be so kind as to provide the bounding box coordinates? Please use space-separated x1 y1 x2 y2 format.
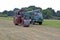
24 9 43 25
13 9 43 25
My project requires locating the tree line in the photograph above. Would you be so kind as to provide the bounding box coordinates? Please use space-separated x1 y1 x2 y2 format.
0 6 60 19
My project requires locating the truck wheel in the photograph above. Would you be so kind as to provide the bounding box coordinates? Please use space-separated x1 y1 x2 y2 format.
39 22 42 25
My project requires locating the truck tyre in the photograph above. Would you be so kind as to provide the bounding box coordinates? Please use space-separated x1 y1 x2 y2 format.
39 22 42 25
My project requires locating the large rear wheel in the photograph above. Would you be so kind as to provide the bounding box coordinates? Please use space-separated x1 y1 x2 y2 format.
39 22 42 25
13 17 18 25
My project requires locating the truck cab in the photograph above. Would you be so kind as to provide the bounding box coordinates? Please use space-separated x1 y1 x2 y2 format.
32 10 43 25
23 10 43 25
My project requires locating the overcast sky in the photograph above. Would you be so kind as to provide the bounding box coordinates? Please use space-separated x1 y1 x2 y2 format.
0 0 60 12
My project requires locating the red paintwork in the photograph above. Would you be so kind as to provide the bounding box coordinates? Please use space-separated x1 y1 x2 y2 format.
13 9 26 25
17 17 22 24
13 16 22 25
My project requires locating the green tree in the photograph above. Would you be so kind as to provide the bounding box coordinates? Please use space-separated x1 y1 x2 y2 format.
43 8 56 19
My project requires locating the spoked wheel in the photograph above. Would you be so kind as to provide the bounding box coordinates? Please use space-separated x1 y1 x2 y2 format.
39 22 42 25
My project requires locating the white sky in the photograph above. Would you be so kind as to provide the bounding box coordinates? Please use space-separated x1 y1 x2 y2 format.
0 0 60 12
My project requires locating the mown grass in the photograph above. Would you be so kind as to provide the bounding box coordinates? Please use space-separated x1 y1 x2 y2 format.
0 17 60 28
0 17 13 21
43 19 60 28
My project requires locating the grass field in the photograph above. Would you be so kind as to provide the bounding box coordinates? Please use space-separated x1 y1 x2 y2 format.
0 17 13 21
0 17 60 40
43 19 60 28
0 17 60 28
